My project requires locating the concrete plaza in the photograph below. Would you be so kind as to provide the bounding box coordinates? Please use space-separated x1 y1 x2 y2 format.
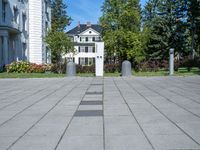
0 76 200 150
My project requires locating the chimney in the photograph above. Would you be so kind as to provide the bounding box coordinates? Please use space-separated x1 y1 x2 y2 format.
78 21 80 28
86 22 91 27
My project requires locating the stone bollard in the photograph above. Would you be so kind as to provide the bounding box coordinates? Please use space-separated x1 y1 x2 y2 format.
169 48 174 75
122 60 132 77
67 61 76 77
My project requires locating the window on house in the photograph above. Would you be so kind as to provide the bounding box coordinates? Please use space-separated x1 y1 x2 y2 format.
45 21 48 35
45 1 48 13
85 37 88 42
22 14 26 31
85 47 88 53
79 58 85 65
78 57 95 66
89 58 95 65
78 46 80 52
80 46 84 52
2 1 6 22
22 43 27 60
85 58 88 65
13 7 18 23
46 47 51 63
93 46 95 53
92 37 95 41
45 1 49 21
80 37 82 42
96 36 101 41
88 47 93 53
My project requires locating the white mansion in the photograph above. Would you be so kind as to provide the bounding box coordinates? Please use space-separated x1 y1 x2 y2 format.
67 22 103 64
0 0 51 70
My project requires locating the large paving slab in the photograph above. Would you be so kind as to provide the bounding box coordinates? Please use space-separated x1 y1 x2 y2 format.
0 76 200 150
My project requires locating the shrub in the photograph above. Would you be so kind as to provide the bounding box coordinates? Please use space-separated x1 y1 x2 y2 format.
28 63 45 73
135 57 200 72
6 61 30 73
104 63 120 73
135 60 163 72
76 65 95 73
51 64 95 74
174 57 200 71
51 63 66 73
6 61 53 73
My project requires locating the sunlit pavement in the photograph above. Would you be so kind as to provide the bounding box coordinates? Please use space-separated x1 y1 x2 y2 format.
0 76 200 150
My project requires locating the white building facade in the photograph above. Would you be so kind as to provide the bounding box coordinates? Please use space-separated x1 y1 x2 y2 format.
66 22 104 76
0 0 51 70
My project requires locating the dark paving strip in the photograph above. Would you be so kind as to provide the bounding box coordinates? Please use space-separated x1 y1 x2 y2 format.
113 78 155 150
80 101 103 105
0 79 75 127
124 78 200 146
54 79 93 150
74 110 103 117
102 79 106 150
91 84 103 86
85 91 103 95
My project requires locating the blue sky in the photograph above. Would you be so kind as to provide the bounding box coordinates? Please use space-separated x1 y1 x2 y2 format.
66 0 147 31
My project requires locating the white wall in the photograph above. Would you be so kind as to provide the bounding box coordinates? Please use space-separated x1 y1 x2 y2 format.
95 42 104 77
28 0 43 64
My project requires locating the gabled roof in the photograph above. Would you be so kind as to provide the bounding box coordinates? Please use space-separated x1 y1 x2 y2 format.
67 24 102 35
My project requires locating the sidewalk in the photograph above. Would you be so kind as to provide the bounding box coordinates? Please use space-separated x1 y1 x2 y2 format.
0 76 200 150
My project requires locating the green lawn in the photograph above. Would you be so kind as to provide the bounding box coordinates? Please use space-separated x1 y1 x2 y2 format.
0 72 65 78
133 68 200 76
0 67 199 78
104 68 200 77
77 73 95 77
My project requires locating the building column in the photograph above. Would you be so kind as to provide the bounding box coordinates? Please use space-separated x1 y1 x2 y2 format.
0 37 2 69
3 36 9 65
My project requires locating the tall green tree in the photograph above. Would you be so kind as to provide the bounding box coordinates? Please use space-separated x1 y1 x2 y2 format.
47 0 72 66
45 30 74 73
51 0 72 32
188 0 200 56
100 0 147 64
143 0 190 60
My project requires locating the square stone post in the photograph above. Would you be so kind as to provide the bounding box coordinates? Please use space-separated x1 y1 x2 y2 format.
169 48 174 75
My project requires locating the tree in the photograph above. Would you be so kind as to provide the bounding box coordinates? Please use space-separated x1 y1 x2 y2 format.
100 0 146 64
48 0 72 67
188 0 200 56
143 0 190 60
51 0 72 32
45 30 74 73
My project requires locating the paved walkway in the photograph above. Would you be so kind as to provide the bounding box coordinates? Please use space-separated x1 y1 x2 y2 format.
0 76 200 150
